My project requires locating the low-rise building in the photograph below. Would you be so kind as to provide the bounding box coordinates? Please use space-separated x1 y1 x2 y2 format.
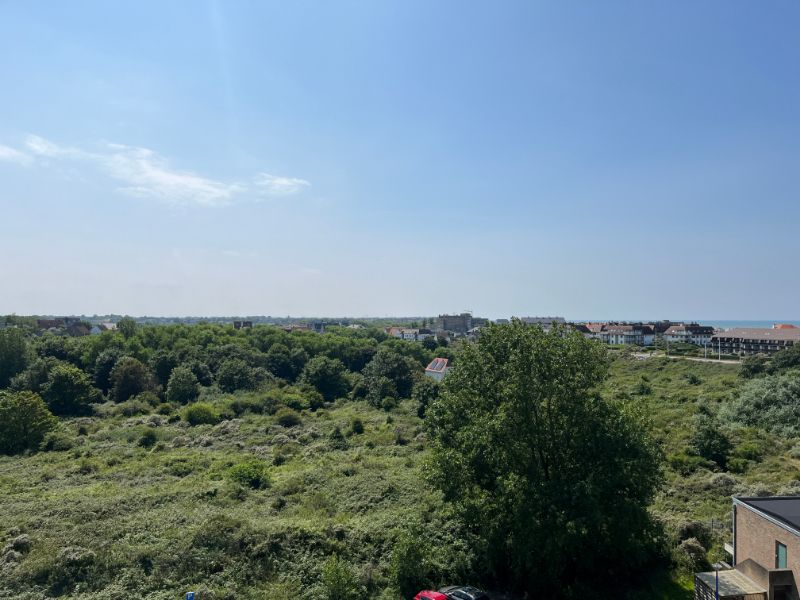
711 328 800 355
424 357 450 381
386 327 434 341
695 496 800 600
663 324 715 346
597 324 655 346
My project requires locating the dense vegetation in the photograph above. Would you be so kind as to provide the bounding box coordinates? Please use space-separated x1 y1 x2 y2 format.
0 321 799 599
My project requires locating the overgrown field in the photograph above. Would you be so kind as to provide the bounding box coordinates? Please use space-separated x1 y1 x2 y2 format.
0 395 451 599
1 322 799 599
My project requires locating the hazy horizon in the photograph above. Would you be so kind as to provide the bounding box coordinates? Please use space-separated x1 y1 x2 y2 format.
2 2 798 318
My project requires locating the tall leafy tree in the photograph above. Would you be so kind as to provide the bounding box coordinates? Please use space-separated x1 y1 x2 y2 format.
0 391 57 455
110 357 154 403
427 321 663 597
117 317 137 339
0 328 28 388
41 364 101 416
362 347 418 399
166 366 199 404
93 348 124 394
301 356 349 402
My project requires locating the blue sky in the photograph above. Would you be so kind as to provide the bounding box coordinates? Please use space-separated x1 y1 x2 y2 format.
1 1 798 319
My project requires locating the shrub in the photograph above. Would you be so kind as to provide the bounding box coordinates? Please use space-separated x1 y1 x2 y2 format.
390 529 429 597
40 428 76 452
228 459 271 489
275 407 302 428
719 373 800 436
689 416 731 469
350 417 364 435
115 398 152 417
165 366 199 404
321 554 360 599
138 429 158 448
328 426 348 450
183 403 219 426
668 451 709 476
41 364 101 416
0 391 57 455
673 537 709 574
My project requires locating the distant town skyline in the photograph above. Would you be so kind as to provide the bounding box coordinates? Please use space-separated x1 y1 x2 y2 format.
1 2 798 318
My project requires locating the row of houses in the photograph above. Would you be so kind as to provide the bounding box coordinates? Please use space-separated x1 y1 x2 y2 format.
35 318 117 337
386 327 436 342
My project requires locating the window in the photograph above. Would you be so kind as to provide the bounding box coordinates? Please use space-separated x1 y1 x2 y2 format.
776 541 788 569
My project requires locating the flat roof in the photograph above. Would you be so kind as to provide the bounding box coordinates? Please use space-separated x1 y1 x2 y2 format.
696 570 766 597
738 496 800 532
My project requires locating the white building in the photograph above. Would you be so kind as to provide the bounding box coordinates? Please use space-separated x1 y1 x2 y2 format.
425 357 450 381
597 324 655 346
663 324 714 346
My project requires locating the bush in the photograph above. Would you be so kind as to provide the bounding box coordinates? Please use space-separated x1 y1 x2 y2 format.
689 416 731 469
115 398 152 417
673 537 709 574
350 417 364 435
40 428 76 452
183 403 219 426
41 364 101 416
719 373 800 436
328 425 348 450
138 429 158 448
0 391 57 455
165 366 199 404
668 451 709 476
275 407 302 428
217 359 262 393
228 459 271 489
321 554 360 599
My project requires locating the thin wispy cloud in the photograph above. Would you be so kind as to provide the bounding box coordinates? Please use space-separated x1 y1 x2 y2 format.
4 135 310 207
254 172 311 196
0 144 33 166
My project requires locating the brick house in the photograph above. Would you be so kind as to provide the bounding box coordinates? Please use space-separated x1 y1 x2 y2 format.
695 496 800 600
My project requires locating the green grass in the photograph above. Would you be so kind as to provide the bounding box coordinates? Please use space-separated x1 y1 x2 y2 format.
2 355 797 599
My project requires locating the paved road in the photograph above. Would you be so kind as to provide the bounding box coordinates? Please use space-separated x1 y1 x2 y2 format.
631 352 740 365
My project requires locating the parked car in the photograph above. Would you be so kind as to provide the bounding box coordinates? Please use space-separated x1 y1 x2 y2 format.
439 585 490 600
414 592 448 600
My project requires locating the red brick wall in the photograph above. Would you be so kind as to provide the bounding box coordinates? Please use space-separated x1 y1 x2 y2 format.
736 503 800 596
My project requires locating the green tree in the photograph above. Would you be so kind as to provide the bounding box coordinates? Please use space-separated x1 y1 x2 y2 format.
740 353 769 378
148 349 178 388
41 364 101 416
265 343 295 380
390 529 429 597
770 344 800 374
93 348 124 394
427 321 663 596
165 366 199 404
217 358 260 393
362 348 418 399
321 554 360 600
116 317 137 339
0 391 57 455
689 415 731 468
0 328 28 388
412 376 439 418
110 357 154 403
300 356 349 402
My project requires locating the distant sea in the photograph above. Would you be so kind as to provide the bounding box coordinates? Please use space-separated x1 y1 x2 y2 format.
695 320 800 331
